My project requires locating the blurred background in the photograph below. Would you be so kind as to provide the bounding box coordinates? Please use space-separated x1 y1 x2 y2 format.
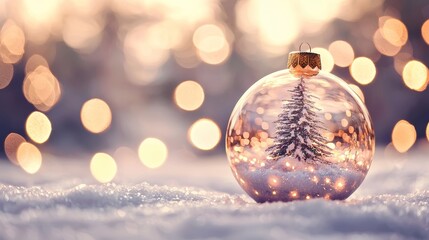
0 0 429 181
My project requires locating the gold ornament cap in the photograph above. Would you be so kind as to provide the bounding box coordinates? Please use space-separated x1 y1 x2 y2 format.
287 42 321 76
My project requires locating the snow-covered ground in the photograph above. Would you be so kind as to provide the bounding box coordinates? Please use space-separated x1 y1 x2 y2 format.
0 147 428 239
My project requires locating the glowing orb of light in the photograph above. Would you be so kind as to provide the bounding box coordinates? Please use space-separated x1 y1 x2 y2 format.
90 152 117 183
138 138 168 169
188 118 221 150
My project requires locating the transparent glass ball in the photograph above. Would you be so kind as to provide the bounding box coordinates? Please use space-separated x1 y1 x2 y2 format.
226 69 375 203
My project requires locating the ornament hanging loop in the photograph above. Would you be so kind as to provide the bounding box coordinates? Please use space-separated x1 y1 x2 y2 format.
299 42 312 53
287 42 321 76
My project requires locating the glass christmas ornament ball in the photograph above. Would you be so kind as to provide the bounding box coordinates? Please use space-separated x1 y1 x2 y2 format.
226 48 375 203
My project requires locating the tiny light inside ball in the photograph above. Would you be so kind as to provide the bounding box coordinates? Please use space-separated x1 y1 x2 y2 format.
226 44 375 203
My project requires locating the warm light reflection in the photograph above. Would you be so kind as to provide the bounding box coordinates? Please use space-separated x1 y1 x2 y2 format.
147 21 184 50
373 29 401 57
62 17 103 52
236 0 299 49
197 38 231 65
268 175 280 187
174 80 205 111
289 190 298 198
328 40 354 67
402 60 428 91
380 17 408 47
4 133 26 165
138 138 168 169
349 84 365 102
80 98 112 134
422 19 429 45
392 120 416 153
426 123 429 142
90 152 117 183
313 47 334 72
25 111 52 144
23 66 61 111
188 118 221 150
394 52 413 76
0 20 25 64
0 62 13 89
20 0 61 44
17 142 42 174
193 24 226 53
25 54 49 74
335 178 346 191
341 119 349 128
350 57 376 85
21 0 60 26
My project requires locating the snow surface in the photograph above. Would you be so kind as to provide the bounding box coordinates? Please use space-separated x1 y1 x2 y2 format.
0 148 429 239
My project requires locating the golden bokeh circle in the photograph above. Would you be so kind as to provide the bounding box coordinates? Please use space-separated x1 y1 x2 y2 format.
138 138 168 169
90 152 117 183
81 98 112 134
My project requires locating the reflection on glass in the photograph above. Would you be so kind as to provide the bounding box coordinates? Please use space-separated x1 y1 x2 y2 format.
226 69 375 202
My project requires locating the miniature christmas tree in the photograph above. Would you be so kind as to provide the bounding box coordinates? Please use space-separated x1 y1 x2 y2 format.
266 77 331 163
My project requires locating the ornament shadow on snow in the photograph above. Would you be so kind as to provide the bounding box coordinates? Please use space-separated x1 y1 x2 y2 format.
226 43 375 203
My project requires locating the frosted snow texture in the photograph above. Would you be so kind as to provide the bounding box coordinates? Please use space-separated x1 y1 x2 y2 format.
0 182 428 239
0 150 428 239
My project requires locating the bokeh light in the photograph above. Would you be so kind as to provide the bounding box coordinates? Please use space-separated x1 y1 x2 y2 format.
197 42 231 65
62 17 104 53
25 111 52 144
422 19 429 45
328 40 355 67
193 24 232 65
235 0 299 50
138 138 168 169
0 62 13 89
81 98 112 134
193 24 226 53
4 133 26 165
313 47 334 72
402 60 428 91
174 80 205 111
0 20 25 64
19 0 62 44
188 118 221 150
90 152 117 183
17 142 42 174
380 17 408 47
23 65 61 111
350 57 376 85
427 122 429 142
392 120 416 153
373 29 401 57
25 54 49 74
394 52 413 76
